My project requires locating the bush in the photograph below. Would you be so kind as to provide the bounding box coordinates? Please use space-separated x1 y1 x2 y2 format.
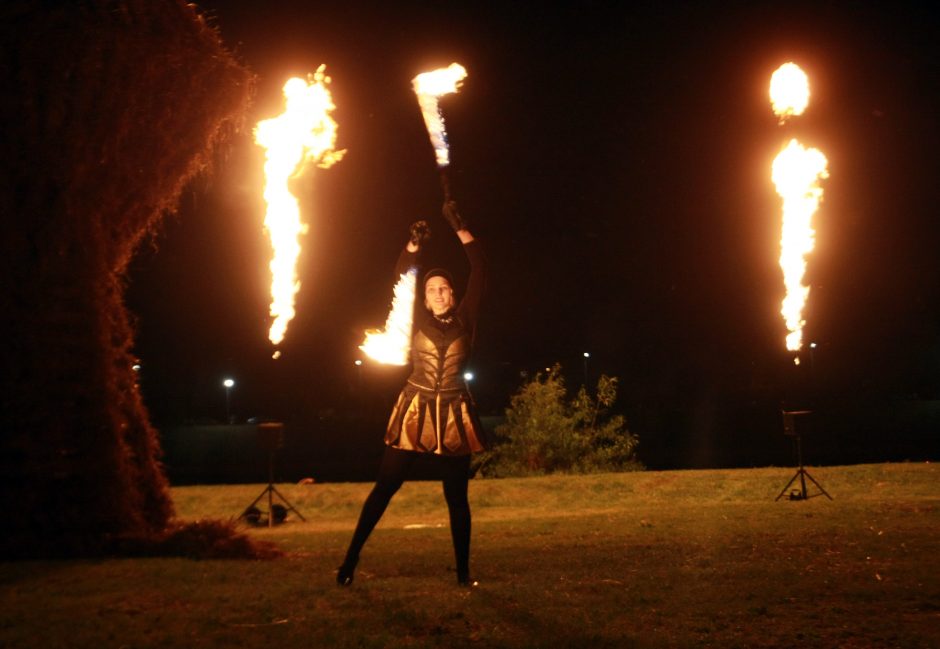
480 364 642 476
112 519 282 560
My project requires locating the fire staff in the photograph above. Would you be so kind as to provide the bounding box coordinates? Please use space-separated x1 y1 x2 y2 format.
338 199 487 587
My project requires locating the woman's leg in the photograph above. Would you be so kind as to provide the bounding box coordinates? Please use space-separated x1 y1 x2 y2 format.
338 446 414 585
441 454 472 585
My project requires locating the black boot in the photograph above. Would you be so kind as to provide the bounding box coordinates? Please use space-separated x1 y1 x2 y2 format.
457 570 478 587
336 560 356 586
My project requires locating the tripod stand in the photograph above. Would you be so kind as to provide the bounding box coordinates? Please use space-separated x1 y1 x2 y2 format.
775 410 832 501
239 423 306 526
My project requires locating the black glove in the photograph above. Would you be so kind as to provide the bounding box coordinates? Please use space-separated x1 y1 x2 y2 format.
409 220 431 246
442 200 467 232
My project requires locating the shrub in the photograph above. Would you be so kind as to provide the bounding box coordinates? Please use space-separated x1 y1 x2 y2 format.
480 364 642 476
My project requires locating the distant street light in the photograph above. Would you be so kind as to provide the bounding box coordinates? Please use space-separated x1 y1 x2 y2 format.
463 371 474 382
223 378 235 424
583 352 590 385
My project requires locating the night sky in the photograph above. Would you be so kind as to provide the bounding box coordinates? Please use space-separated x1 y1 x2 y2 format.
126 1 939 460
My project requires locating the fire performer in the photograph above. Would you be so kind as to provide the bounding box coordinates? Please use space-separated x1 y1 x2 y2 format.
338 199 487 587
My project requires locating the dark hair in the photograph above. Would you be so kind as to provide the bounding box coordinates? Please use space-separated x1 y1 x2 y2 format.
423 268 454 287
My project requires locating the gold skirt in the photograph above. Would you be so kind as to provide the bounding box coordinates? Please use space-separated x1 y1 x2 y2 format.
385 385 487 456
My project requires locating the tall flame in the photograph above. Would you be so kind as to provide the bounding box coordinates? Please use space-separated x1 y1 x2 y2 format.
769 62 828 357
359 269 418 365
255 65 343 348
772 140 828 352
412 63 467 167
770 62 809 123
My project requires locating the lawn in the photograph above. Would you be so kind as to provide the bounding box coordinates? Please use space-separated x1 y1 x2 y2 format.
1 463 938 648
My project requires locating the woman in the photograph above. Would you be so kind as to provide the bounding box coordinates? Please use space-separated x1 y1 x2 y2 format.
338 200 487 587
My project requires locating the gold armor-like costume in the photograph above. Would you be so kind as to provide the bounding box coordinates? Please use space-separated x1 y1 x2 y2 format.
384 241 487 456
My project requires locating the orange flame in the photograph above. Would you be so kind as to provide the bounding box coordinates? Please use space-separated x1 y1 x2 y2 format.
359 269 417 365
412 63 467 167
772 139 828 352
770 62 809 123
769 62 828 358
255 66 344 349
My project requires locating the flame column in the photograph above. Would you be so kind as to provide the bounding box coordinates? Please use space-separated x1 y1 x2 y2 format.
769 63 829 364
255 66 344 353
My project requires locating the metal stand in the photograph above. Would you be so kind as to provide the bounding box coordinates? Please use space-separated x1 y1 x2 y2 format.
238 422 306 526
775 410 832 501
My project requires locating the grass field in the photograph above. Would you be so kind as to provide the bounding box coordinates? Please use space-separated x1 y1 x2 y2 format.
1 463 938 648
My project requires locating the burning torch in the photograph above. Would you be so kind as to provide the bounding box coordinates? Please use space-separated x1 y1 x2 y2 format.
412 62 467 201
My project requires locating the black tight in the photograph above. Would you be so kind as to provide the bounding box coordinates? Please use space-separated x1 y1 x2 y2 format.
341 446 472 580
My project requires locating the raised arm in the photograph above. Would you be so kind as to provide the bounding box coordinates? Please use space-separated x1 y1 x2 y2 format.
458 238 485 327
443 201 486 328
395 220 430 275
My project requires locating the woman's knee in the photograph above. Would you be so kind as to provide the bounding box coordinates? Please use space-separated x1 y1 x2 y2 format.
373 477 404 500
443 479 469 507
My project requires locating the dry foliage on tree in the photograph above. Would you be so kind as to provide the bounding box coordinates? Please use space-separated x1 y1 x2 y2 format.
0 1 254 557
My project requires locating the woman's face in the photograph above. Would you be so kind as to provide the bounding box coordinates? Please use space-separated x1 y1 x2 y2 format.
425 276 455 315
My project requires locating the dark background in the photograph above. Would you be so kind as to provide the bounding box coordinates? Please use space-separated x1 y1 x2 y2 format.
125 1 940 480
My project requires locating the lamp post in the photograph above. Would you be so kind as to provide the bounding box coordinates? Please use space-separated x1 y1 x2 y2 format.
582 352 590 385
223 378 235 424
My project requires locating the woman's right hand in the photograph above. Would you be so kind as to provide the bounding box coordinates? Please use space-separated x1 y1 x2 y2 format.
409 220 431 250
